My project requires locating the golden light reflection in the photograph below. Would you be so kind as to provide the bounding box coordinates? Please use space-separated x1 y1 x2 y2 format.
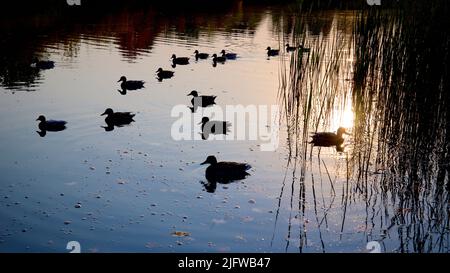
330 97 354 131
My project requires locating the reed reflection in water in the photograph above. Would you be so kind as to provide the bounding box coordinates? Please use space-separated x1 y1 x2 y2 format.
278 1 449 252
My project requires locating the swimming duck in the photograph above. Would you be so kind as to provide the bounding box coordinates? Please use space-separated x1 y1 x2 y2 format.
156 68 174 80
31 58 55 70
36 115 67 131
171 54 190 65
212 54 226 63
117 76 145 90
200 117 231 136
220 50 237 60
310 127 349 147
285 44 311 53
187 90 217 108
194 50 209 60
266 47 279 56
101 108 135 127
200 155 251 184
285 43 298 52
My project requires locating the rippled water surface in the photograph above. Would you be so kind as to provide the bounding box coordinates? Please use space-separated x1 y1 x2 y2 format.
0 1 448 253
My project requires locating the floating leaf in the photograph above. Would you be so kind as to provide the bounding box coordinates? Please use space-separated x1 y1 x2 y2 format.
171 231 190 237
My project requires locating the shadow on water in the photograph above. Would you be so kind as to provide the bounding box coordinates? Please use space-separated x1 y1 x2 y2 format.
277 1 450 252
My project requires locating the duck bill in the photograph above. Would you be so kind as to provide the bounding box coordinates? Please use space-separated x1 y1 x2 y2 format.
200 160 208 165
100 111 107 116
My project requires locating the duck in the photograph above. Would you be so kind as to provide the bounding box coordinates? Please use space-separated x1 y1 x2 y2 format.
285 43 310 52
171 54 190 65
309 127 349 147
31 58 55 70
194 50 209 60
199 117 231 136
285 43 298 52
36 115 67 131
200 155 251 184
187 90 216 108
220 50 237 60
101 108 135 127
117 76 145 90
212 54 226 64
156 68 174 80
266 47 280 56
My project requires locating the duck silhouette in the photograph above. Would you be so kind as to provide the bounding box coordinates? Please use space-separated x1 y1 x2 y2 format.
101 108 135 130
309 127 350 148
117 76 144 91
171 54 189 65
220 50 237 60
36 115 67 137
187 90 216 108
156 68 174 81
212 54 226 64
200 117 231 139
266 47 280 57
285 43 298 52
285 44 311 53
31 58 55 70
200 155 251 192
194 50 209 60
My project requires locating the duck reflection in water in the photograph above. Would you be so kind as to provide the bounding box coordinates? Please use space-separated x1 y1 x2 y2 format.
187 90 216 113
199 117 231 140
309 127 350 152
36 115 67 137
101 108 135 131
200 155 251 193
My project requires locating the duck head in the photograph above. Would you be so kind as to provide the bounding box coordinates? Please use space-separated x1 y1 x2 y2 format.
118 76 127 82
336 127 349 137
156 68 163 73
199 117 210 125
171 54 177 59
266 47 272 51
194 50 199 54
187 90 198 97
101 108 114 116
285 43 290 47
36 115 46 122
201 155 217 165
220 50 226 54
212 54 218 58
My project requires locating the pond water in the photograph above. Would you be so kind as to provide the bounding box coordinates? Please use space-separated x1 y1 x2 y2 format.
0 2 448 253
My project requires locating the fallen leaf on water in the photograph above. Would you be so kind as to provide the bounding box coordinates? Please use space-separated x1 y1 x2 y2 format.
171 231 190 237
